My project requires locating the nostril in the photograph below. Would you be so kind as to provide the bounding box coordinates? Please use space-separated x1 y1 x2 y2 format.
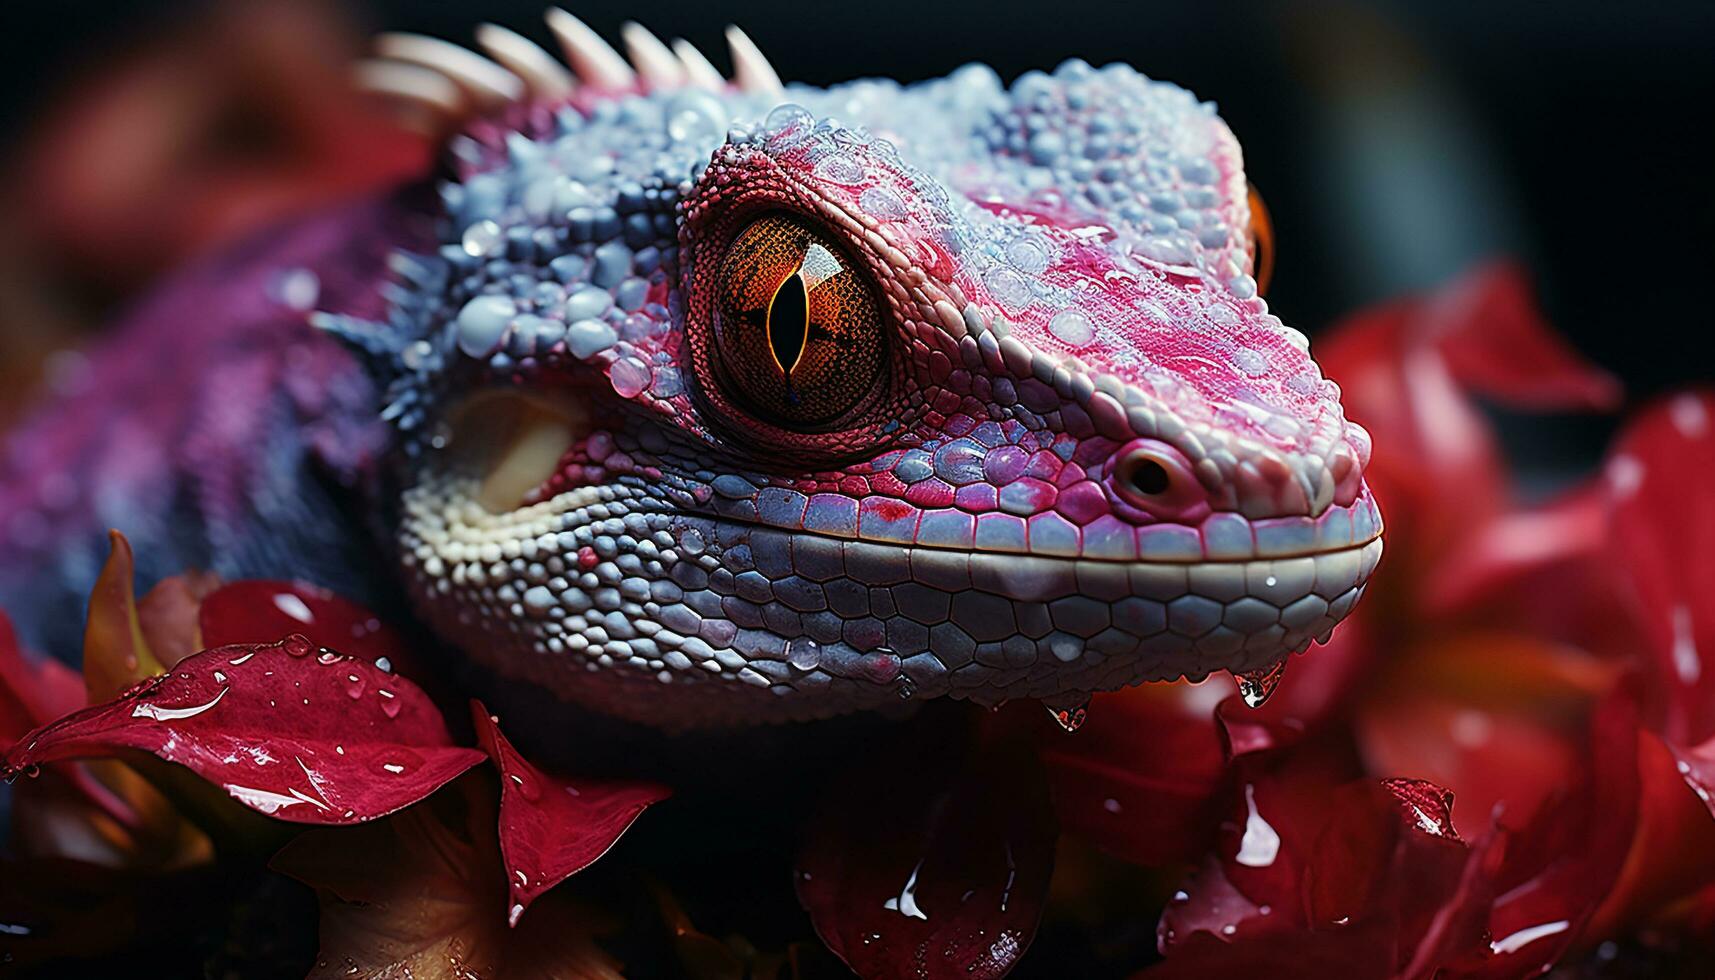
1126 458 1170 496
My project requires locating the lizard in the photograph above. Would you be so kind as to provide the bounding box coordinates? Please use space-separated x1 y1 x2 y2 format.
0 11 1382 729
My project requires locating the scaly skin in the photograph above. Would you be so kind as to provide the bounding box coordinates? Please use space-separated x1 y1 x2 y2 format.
0 16 1380 729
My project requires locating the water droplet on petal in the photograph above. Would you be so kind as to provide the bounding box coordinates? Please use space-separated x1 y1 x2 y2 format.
508 771 542 802
1234 657 1288 709
377 689 401 718
281 634 314 658
344 673 366 699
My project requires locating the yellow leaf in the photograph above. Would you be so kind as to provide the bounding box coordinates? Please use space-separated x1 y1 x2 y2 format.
82 531 165 704
275 780 625 980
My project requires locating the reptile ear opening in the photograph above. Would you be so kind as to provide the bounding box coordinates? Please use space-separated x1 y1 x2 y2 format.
443 391 588 514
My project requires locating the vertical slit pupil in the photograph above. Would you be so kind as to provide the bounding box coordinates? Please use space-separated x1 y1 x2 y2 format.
766 272 809 377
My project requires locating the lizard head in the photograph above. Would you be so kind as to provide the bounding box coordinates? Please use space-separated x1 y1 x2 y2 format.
339 16 1382 728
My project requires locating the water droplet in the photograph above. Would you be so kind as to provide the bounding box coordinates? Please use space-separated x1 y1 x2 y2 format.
509 903 525 928
373 656 393 674
281 634 314 658
377 689 401 718
1047 700 1090 732
787 637 822 671
508 771 542 802
462 219 503 257
1048 309 1095 347
344 673 366 699
764 103 813 143
609 357 651 398
1234 658 1288 709
317 650 342 666
812 153 866 186
896 676 918 701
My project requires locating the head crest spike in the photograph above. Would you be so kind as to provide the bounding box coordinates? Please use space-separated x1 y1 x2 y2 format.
724 25 783 96
545 8 636 90
671 37 725 91
621 22 686 91
375 32 524 107
475 22 575 98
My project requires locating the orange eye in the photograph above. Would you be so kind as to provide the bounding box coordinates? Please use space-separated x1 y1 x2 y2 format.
1247 183 1275 296
713 212 885 428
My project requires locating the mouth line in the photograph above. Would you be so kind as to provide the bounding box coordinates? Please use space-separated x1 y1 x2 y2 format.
657 505 1383 566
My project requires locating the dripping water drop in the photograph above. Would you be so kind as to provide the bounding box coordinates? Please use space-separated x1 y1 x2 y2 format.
1047 700 1090 733
1234 658 1289 709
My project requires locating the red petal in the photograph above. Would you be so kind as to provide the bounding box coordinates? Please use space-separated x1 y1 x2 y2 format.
1454 693 1644 978
1160 773 1481 973
1585 730 1715 937
1420 483 1631 655
198 580 422 679
1428 262 1620 412
1 635 483 824
469 701 668 925
796 720 1058 980
1380 778 1462 843
1041 681 1228 865
0 613 83 741
1606 390 1715 744
1316 272 1507 552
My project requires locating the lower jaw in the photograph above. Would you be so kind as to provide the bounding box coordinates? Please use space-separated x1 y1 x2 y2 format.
400 473 1382 728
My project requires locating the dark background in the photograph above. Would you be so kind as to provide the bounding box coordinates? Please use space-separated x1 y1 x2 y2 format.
2 0 1711 471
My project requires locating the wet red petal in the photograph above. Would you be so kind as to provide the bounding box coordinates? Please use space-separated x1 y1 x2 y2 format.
1453 693 1644 978
796 721 1057 980
198 580 418 677
1 635 483 824
1041 681 1228 865
1356 693 1582 840
1585 730 1715 939
0 613 83 741
1605 389 1715 745
1380 778 1462 842
469 701 668 925
1159 773 1482 975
